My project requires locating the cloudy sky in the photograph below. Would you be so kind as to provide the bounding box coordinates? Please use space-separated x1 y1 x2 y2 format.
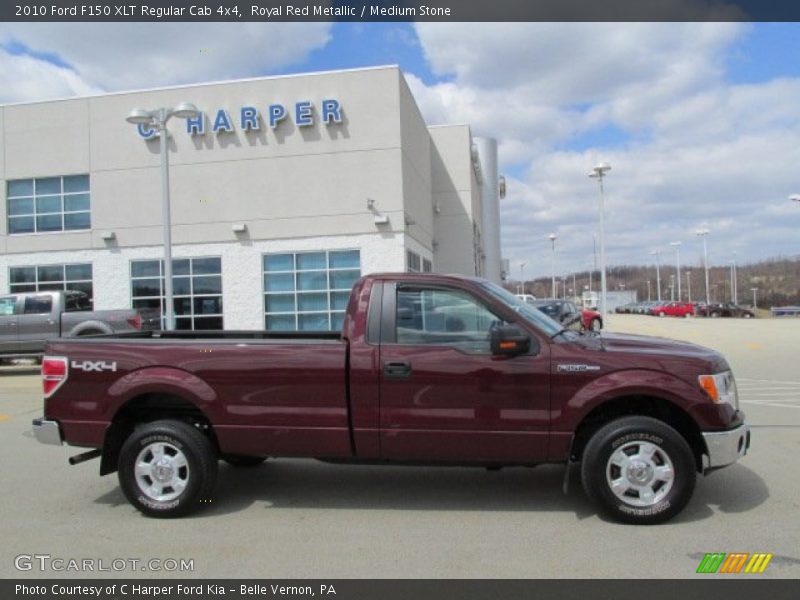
1 22 799 278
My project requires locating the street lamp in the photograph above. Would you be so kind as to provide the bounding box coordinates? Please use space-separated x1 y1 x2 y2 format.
790 194 800 204
731 251 738 304
670 241 682 301
126 102 200 330
589 162 611 315
646 280 651 302
649 250 662 302
548 233 557 299
686 270 692 303
751 287 759 309
696 228 711 306
519 262 527 295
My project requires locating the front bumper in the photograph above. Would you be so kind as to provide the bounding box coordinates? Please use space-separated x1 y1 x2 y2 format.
702 422 750 471
32 418 63 446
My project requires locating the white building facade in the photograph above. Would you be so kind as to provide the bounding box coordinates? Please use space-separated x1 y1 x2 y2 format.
0 66 503 331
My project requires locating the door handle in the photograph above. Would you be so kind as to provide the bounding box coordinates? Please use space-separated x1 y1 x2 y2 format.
384 361 412 379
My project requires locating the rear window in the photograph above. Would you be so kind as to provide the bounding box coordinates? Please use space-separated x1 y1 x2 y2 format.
24 295 52 314
65 293 92 312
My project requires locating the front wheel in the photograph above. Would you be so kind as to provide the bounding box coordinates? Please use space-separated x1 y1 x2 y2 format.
580 416 696 524
118 420 218 518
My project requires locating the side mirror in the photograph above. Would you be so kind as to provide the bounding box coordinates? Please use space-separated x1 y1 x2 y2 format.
490 323 533 356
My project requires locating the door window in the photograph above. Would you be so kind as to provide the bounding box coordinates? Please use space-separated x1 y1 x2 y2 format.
395 287 502 354
0 297 18 316
24 295 52 314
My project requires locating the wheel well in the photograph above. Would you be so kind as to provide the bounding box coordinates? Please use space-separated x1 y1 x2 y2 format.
100 393 219 475
570 395 706 472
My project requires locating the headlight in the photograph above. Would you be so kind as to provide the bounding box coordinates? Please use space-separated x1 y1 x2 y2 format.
698 371 739 409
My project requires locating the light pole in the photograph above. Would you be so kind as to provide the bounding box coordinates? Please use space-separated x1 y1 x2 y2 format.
696 228 711 306
572 272 577 302
589 162 611 315
519 262 526 295
732 251 738 304
650 250 662 302
686 270 692 303
126 102 200 330
751 287 759 309
669 274 675 301
647 280 651 302
549 233 557 299
670 241 682 301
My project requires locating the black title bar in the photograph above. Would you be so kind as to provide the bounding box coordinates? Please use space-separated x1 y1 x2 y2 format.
4 0 800 22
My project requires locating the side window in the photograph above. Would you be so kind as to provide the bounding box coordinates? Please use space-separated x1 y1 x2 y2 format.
395 287 503 353
0 297 18 316
24 295 53 314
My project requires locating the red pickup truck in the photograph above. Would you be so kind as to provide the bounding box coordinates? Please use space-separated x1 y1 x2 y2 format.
33 273 749 524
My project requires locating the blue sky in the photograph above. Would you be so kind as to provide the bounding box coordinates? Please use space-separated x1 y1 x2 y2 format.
1 22 799 279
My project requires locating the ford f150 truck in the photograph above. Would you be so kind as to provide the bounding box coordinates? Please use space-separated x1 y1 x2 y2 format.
0 290 160 360
32 273 750 524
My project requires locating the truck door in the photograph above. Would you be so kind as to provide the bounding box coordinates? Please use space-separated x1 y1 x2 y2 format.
378 282 550 462
0 295 21 353
16 294 60 353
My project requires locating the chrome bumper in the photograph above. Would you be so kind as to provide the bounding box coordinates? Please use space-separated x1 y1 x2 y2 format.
32 418 63 446
702 422 750 470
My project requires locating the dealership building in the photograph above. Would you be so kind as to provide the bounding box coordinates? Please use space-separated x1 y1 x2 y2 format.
0 65 504 331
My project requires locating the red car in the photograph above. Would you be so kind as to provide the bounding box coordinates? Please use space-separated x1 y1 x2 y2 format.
581 307 603 331
650 301 695 317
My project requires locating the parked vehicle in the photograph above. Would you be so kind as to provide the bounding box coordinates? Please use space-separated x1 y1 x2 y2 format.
696 302 754 319
530 300 583 330
0 290 160 360
649 301 695 318
581 307 603 331
33 273 749 524
515 293 537 303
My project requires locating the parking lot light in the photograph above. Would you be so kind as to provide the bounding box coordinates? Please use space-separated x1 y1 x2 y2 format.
670 242 682 300
589 162 611 315
790 194 800 204
125 102 200 330
548 233 557 299
649 250 662 302
751 287 759 309
696 229 711 307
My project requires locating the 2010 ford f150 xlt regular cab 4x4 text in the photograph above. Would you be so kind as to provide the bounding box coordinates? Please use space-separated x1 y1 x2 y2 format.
32 273 750 524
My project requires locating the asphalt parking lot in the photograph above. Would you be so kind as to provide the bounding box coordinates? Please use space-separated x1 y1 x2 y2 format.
1 315 799 579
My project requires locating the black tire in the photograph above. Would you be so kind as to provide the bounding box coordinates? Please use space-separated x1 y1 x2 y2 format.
222 454 267 467
118 420 218 518
581 416 696 525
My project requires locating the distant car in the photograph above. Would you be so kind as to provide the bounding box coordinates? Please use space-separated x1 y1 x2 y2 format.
615 302 637 314
649 301 695 318
515 294 537 304
530 300 583 329
696 302 754 318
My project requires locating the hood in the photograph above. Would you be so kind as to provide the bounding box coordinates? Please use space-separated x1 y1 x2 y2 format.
591 332 728 371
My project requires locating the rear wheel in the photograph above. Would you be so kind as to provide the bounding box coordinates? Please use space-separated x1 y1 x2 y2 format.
710 312 720 318
118 420 217 518
743 313 752 319
581 416 696 524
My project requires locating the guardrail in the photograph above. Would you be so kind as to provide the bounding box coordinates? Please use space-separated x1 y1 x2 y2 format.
771 306 800 317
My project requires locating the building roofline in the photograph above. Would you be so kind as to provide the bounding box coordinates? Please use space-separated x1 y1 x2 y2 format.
0 64 402 109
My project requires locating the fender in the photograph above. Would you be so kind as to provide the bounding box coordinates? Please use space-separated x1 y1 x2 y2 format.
554 368 703 432
105 366 219 422
67 320 113 337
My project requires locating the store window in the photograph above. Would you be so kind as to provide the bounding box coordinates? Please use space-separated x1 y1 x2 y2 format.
130 257 223 330
7 175 90 234
263 250 360 331
9 263 93 301
407 250 421 273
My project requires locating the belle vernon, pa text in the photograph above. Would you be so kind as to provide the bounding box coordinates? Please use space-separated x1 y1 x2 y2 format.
16 584 338 597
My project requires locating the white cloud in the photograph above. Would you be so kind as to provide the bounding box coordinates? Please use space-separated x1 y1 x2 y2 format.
0 46 102 103
0 23 332 101
409 23 800 278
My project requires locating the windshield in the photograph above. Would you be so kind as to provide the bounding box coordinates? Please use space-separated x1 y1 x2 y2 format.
478 281 564 337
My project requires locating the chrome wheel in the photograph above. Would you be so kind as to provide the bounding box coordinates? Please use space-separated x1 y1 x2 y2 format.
134 442 190 502
605 441 675 507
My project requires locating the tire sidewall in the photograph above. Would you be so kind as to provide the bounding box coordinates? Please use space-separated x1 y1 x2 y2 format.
118 423 212 518
582 418 696 524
